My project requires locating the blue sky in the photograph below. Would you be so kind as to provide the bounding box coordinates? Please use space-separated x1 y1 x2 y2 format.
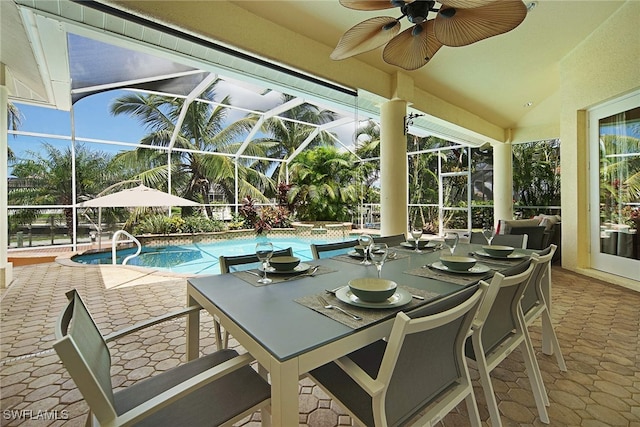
8 78 363 178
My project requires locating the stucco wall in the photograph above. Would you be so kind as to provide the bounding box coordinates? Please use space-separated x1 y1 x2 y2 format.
559 0 640 287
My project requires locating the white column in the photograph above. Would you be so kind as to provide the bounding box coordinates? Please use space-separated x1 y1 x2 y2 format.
1 64 12 288
380 99 408 236
492 140 513 228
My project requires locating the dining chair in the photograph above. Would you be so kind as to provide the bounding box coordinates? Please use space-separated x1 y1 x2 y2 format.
308 283 487 427
521 244 567 371
310 239 359 259
470 231 529 249
217 246 294 348
53 289 271 427
373 233 406 246
507 225 548 249
466 259 550 426
219 247 294 273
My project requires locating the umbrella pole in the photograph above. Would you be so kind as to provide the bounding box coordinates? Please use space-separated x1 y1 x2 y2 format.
98 208 102 251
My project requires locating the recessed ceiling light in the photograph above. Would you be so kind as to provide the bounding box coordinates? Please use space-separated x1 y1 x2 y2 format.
524 101 534 107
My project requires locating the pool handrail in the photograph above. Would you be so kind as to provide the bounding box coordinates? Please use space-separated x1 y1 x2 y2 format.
112 230 142 265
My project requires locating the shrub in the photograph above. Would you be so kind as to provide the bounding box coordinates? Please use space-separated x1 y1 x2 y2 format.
133 214 226 234
238 196 292 234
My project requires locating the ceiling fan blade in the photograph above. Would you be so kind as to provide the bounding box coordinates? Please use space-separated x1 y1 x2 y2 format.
438 0 496 9
339 0 411 11
331 17 401 60
383 21 443 70
434 0 527 47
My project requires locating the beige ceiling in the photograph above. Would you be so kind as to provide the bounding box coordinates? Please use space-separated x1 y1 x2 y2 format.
227 0 626 136
2 0 629 145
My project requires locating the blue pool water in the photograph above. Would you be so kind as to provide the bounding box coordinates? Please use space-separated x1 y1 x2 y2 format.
72 236 344 275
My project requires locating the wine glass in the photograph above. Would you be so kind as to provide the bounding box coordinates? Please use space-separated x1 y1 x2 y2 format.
358 234 373 265
255 241 274 284
482 226 495 245
443 232 459 255
410 226 423 253
369 243 388 278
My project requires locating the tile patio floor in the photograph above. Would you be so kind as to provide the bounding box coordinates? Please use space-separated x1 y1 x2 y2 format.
1 260 639 426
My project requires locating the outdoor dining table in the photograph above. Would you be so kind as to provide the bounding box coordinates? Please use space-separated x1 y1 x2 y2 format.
186 242 534 425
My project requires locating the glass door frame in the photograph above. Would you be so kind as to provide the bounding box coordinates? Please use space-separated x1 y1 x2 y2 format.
588 89 640 280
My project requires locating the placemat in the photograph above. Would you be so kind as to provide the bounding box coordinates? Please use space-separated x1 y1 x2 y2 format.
233 264 336 287
333 251 410 265
295 286 440 329
404 266 492 286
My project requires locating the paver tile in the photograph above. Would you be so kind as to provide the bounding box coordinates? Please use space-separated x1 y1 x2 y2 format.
1 263 638 426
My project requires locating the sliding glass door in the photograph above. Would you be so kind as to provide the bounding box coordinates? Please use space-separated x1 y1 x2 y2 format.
589 90 640 281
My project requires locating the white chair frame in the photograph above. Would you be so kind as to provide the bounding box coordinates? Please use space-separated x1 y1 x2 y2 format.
53 290 271 427
524 244 567 371
309 284 487 427
469 261 550 426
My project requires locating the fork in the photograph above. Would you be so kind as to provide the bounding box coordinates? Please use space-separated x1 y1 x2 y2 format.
317 296 362 320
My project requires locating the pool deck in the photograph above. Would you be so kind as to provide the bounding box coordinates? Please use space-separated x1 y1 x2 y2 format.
2 239 639 426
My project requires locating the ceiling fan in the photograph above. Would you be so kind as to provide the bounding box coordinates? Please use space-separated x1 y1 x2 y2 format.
331 0 528 70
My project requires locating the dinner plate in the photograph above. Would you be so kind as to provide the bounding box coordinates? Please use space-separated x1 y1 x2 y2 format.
260 263 311 274
430 261 491 274
400 241 437 249
474 250 527 259
335 286 412 309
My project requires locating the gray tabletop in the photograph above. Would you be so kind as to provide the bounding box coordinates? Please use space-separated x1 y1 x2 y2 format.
187 243 530 362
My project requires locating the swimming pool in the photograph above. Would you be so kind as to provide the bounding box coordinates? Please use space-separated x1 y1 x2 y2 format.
72 236 345 275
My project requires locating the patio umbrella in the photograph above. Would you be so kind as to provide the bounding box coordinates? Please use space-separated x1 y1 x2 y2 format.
79 185 200 208
79 185 199 250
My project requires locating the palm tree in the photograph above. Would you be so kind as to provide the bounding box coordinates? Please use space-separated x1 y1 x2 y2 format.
598 134 640 226
288 145 360 221
512 139 561 217
253 94 339 183
9 143 114 242
109 82 274 217
354 119 381 195
6 101 23 160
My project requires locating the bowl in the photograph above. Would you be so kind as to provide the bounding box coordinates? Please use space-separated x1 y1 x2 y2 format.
482 245 515 258
439 255 477 272
269 256 301 271
354 245 368 255
348 278 397 302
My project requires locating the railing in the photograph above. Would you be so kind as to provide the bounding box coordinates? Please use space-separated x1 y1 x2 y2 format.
111 230 141 265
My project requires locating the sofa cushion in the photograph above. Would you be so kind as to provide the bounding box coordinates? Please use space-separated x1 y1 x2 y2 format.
499 218 541 234
534 214 561 231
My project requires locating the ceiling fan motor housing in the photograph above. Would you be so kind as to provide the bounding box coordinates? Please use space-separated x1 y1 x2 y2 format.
402 1 437 24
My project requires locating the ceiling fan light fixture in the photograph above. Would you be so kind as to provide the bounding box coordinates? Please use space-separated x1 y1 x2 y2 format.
439 7 457 18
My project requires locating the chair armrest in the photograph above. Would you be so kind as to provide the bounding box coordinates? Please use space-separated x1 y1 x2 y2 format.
104 305 202 342
115 352 256 427
334 356 384 396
